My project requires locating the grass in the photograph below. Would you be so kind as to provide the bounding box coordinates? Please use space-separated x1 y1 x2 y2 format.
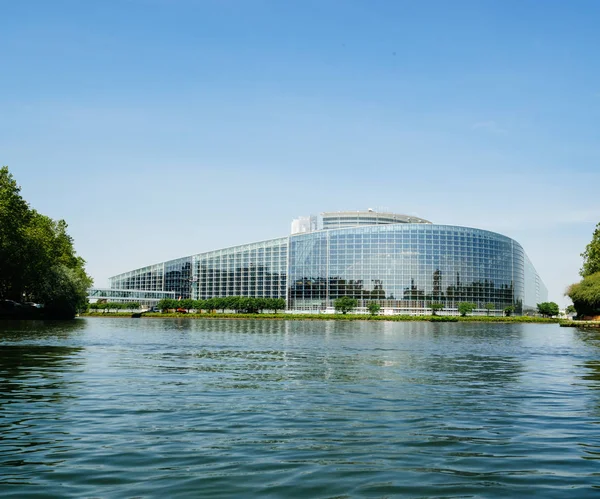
81 312 559 323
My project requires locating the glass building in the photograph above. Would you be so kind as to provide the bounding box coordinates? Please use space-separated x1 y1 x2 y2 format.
88 288 176 307
109 210 547 314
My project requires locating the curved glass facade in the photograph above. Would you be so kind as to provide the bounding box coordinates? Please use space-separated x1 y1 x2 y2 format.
289 225 530 313
109 224 547 314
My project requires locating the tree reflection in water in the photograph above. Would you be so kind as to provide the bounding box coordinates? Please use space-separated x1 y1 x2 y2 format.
0 320 85 475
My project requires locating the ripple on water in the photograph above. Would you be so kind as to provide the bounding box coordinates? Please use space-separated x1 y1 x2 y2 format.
0 319 599 498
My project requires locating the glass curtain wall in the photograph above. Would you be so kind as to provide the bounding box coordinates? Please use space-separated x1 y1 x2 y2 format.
192 238 288 300
164 257 193 299
108 224 545 314
109 263 165 292
289 225 524 312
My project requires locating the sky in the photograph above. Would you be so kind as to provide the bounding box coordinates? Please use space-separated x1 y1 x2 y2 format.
1 0 599 307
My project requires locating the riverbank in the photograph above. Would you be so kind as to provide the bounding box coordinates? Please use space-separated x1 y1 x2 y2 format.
560 320 600 328
81 312 560 323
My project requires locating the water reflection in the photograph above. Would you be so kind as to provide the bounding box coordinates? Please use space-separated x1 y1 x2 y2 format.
0 319 87 341
0 322 85 480
123 320 525 395
1 319 599 498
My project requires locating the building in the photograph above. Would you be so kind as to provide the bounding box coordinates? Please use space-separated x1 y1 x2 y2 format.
88 288 176 307
291 215 317 235
108 210 547 314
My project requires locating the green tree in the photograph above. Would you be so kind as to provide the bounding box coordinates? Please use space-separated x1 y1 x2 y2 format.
484 303 495 316
157 298 176 312
581 222 600 277
458 302 475 317
0 166 33 301
271 298 285 313
537 302 559 317
210 297 224 313
225 296 239 312
180 298 194 312
204 298 216 312
334 296 358 314
367 301 381 316
255 297 268 313
429 302 444 316
504 305 514 317
567 272 600 317
565 304 576 315
0 166 92 318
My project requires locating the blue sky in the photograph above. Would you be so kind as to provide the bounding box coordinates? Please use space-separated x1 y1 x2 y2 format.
2 0 599 306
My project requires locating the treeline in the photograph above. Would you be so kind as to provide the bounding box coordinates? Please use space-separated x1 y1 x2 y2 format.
567 222 600 317
0 167 92 319
89 302 140 312
157 297 286 314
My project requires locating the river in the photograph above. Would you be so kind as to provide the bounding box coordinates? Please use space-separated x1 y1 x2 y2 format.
1 318 599 498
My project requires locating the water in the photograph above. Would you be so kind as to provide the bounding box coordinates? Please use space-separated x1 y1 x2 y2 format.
1 319 599 498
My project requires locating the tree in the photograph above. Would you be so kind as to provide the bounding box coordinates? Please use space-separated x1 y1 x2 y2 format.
225 296 239 312
567 272 600 317
180 298 194 312
255 297 268 313
334 296 358 314
504 305 514 317
271 298 285 313
0 166 33 301
458 302 475 317
0 166 92 318
367 301 381 316
484 303 495 316
157 298 176 312
429 302 444 316
211 297 225 313
204 298 216 313
581 222 600 277
565 305 576 315
537 302 559 317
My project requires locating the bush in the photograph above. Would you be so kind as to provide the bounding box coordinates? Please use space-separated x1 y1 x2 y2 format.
429 316 458 322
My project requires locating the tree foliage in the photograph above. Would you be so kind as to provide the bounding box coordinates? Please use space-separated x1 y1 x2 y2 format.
334 296 358 314
0 167 92 318
458 302 476 317
429 302 444 315
155 296 286 314
484 303 495 316
367 301 381 316
580 222 600 277
537 302 559 317
504 305 514 317
567 272 600 317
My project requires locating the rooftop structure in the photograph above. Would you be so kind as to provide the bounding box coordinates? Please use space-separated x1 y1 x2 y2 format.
321 210 431 230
